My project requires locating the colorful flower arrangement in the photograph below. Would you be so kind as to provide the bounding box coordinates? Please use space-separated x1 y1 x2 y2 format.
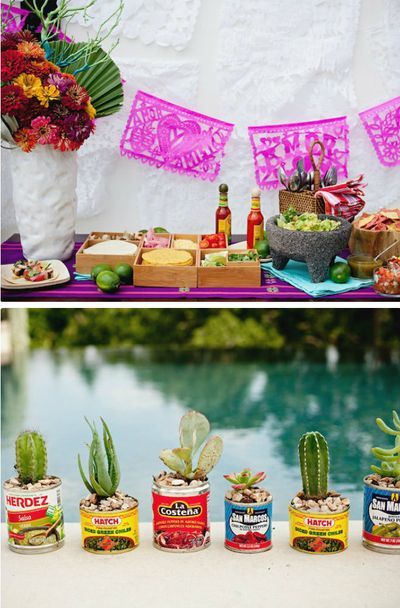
1 30 96 152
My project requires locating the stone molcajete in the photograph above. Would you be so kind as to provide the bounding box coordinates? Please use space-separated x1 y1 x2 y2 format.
224 468 272 553
3 431 65 554
152 410 223 552
289 431 350 553
363 410 400 553
265 214 352 282
78 417 139 553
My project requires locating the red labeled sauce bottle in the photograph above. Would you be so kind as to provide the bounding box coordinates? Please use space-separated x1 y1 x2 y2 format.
247 187 264 249
215 183 232 244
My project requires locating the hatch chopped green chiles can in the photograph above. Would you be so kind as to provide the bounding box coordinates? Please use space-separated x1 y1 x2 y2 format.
362 477 400 553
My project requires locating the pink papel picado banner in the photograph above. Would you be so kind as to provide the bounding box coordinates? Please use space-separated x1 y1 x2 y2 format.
359 96 400 167
1 3 29 32
248 116 349 190
120 90 234 182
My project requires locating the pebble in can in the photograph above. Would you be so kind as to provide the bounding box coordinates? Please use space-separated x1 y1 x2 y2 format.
363 478 400 553
224 497 272 552
80 502 139 553
4 480 65 554
152 481 210 552
288 504 349 553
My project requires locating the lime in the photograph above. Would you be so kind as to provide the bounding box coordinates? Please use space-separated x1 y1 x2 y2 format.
91 263 113 280
329 262 350 284
154 227 168 233
255 239 270 259
114 263 133 284
96 270 121 293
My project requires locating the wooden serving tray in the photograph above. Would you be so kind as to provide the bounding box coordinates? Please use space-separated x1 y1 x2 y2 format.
133 248 199 288
75 232 142 274
198 250 261 288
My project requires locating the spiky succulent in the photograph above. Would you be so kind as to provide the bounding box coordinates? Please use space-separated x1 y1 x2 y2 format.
224 468 266 490
299 431 329 498
78 417 120 497
15 431 47 484
159 411 223 481
371 410 400 480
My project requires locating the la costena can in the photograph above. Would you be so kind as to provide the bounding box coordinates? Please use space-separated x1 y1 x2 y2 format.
3 478 65 554
288 504 349 554
363 477 400 553
152 480 210 552
224 496 272 552
80 501 139 554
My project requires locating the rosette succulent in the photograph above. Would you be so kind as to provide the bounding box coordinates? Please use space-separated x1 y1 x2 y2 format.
78 417 120 497
224 468 266 490
371 410 400 480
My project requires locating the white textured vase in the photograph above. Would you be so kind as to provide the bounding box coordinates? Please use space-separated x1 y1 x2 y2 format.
10 146 78 260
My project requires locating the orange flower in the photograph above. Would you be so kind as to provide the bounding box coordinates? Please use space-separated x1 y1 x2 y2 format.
16 41 46 60
14 128 37 152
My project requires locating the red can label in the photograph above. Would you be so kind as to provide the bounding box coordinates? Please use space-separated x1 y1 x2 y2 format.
152 490 210 551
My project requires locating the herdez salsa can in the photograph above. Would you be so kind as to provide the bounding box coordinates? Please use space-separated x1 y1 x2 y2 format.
80 502 139 554
4 479 65 554
363 477 400 553
224 496 272 552
288 504 349 554
152 481 210 552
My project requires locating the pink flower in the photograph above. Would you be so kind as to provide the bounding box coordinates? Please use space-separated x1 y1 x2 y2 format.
30 116 59 145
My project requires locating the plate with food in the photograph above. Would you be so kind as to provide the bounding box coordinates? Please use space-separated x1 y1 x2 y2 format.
1 259 70 289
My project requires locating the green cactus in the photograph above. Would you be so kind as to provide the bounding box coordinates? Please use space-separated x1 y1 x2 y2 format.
78 417 121 497
299 431 330 498
15 431 47 484
371 410 400 480
159 411 223 481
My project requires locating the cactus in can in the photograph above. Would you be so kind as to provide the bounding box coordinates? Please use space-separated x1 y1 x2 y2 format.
78 417 121 497
15 431 47 484
371 410 400 480
299 431 330 498
159 410 223 481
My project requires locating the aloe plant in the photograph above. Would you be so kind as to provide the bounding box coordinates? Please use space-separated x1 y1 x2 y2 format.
78 417 120 497
159 411 223 481
371 410 400 480
224 468 266 490
299 431 330 498
15 431 47 484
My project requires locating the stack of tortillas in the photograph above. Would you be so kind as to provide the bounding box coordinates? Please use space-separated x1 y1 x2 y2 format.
84 240 138 255
142 249 193 266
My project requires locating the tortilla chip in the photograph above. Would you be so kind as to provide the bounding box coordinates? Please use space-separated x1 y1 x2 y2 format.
142 249 193 266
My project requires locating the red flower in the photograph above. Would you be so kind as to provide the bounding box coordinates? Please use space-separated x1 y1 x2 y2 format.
24 60 54 78
1 84 28 115
14 128 37 152
1 31 19 51
1 50 26 81
61 83 89 110
31 116 59 144
52 131 80 152
14 98 43 127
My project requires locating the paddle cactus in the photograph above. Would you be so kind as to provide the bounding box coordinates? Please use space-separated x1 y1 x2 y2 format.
78 417 121 497
371 410 400 480
15 431 47 484
159 411 223 481
224 468 266 490
299 432 330 498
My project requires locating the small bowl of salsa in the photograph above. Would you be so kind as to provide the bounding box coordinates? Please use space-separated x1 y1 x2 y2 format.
347 254 382 279
373 256 400 297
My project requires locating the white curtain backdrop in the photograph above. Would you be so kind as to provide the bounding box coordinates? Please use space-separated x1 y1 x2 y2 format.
2 0 400 239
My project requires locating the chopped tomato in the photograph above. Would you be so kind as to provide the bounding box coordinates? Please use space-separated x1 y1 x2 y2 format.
200 239 210 249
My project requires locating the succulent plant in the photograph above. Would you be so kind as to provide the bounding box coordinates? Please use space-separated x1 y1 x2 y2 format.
159 410 223 481
224 468 266 490
15 431 47 484
371 410 400 480
299 431 330 498
78 417 121 497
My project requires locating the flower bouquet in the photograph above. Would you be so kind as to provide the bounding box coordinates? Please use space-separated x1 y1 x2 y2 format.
1 1 124 260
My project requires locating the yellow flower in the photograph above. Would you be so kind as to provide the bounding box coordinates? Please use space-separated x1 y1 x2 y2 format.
13 73 42 98
85 101 96 119
36 85 60 107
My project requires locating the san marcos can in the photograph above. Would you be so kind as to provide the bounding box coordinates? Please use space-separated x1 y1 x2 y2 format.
224 496 272 552
3 478 65 554
362 477 400 553
80 501 139 554
288 504 349 554
152 480 210 552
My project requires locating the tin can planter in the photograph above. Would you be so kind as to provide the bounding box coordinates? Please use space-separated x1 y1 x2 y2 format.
3 477 65 554
224 495 272 553
80 497 139 554
288 503 349 554
152 480 210 552
362 476 400 553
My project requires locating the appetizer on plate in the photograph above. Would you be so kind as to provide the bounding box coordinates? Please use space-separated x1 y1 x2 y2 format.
12 260 54 282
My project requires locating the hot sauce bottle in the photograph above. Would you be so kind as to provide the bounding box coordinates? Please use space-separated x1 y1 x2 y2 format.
247 187 264 249
215 183 232 244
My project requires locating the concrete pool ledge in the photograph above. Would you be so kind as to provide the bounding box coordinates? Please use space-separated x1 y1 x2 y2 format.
2 522 399 607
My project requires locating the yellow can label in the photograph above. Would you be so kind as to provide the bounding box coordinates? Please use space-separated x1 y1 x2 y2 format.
80 506 139 553
288 504 349 553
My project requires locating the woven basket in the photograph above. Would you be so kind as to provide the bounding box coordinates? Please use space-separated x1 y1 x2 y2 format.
279 190 325 215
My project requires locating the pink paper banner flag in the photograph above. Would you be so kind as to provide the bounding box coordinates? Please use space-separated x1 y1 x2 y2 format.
359 97 400 167
120 90 234 181
248 116 349 190
1 3 29 32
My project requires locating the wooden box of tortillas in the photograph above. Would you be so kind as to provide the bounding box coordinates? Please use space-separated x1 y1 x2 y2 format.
75 232 142 274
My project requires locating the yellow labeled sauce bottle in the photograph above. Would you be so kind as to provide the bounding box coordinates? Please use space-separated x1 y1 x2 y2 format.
215 183 232 244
